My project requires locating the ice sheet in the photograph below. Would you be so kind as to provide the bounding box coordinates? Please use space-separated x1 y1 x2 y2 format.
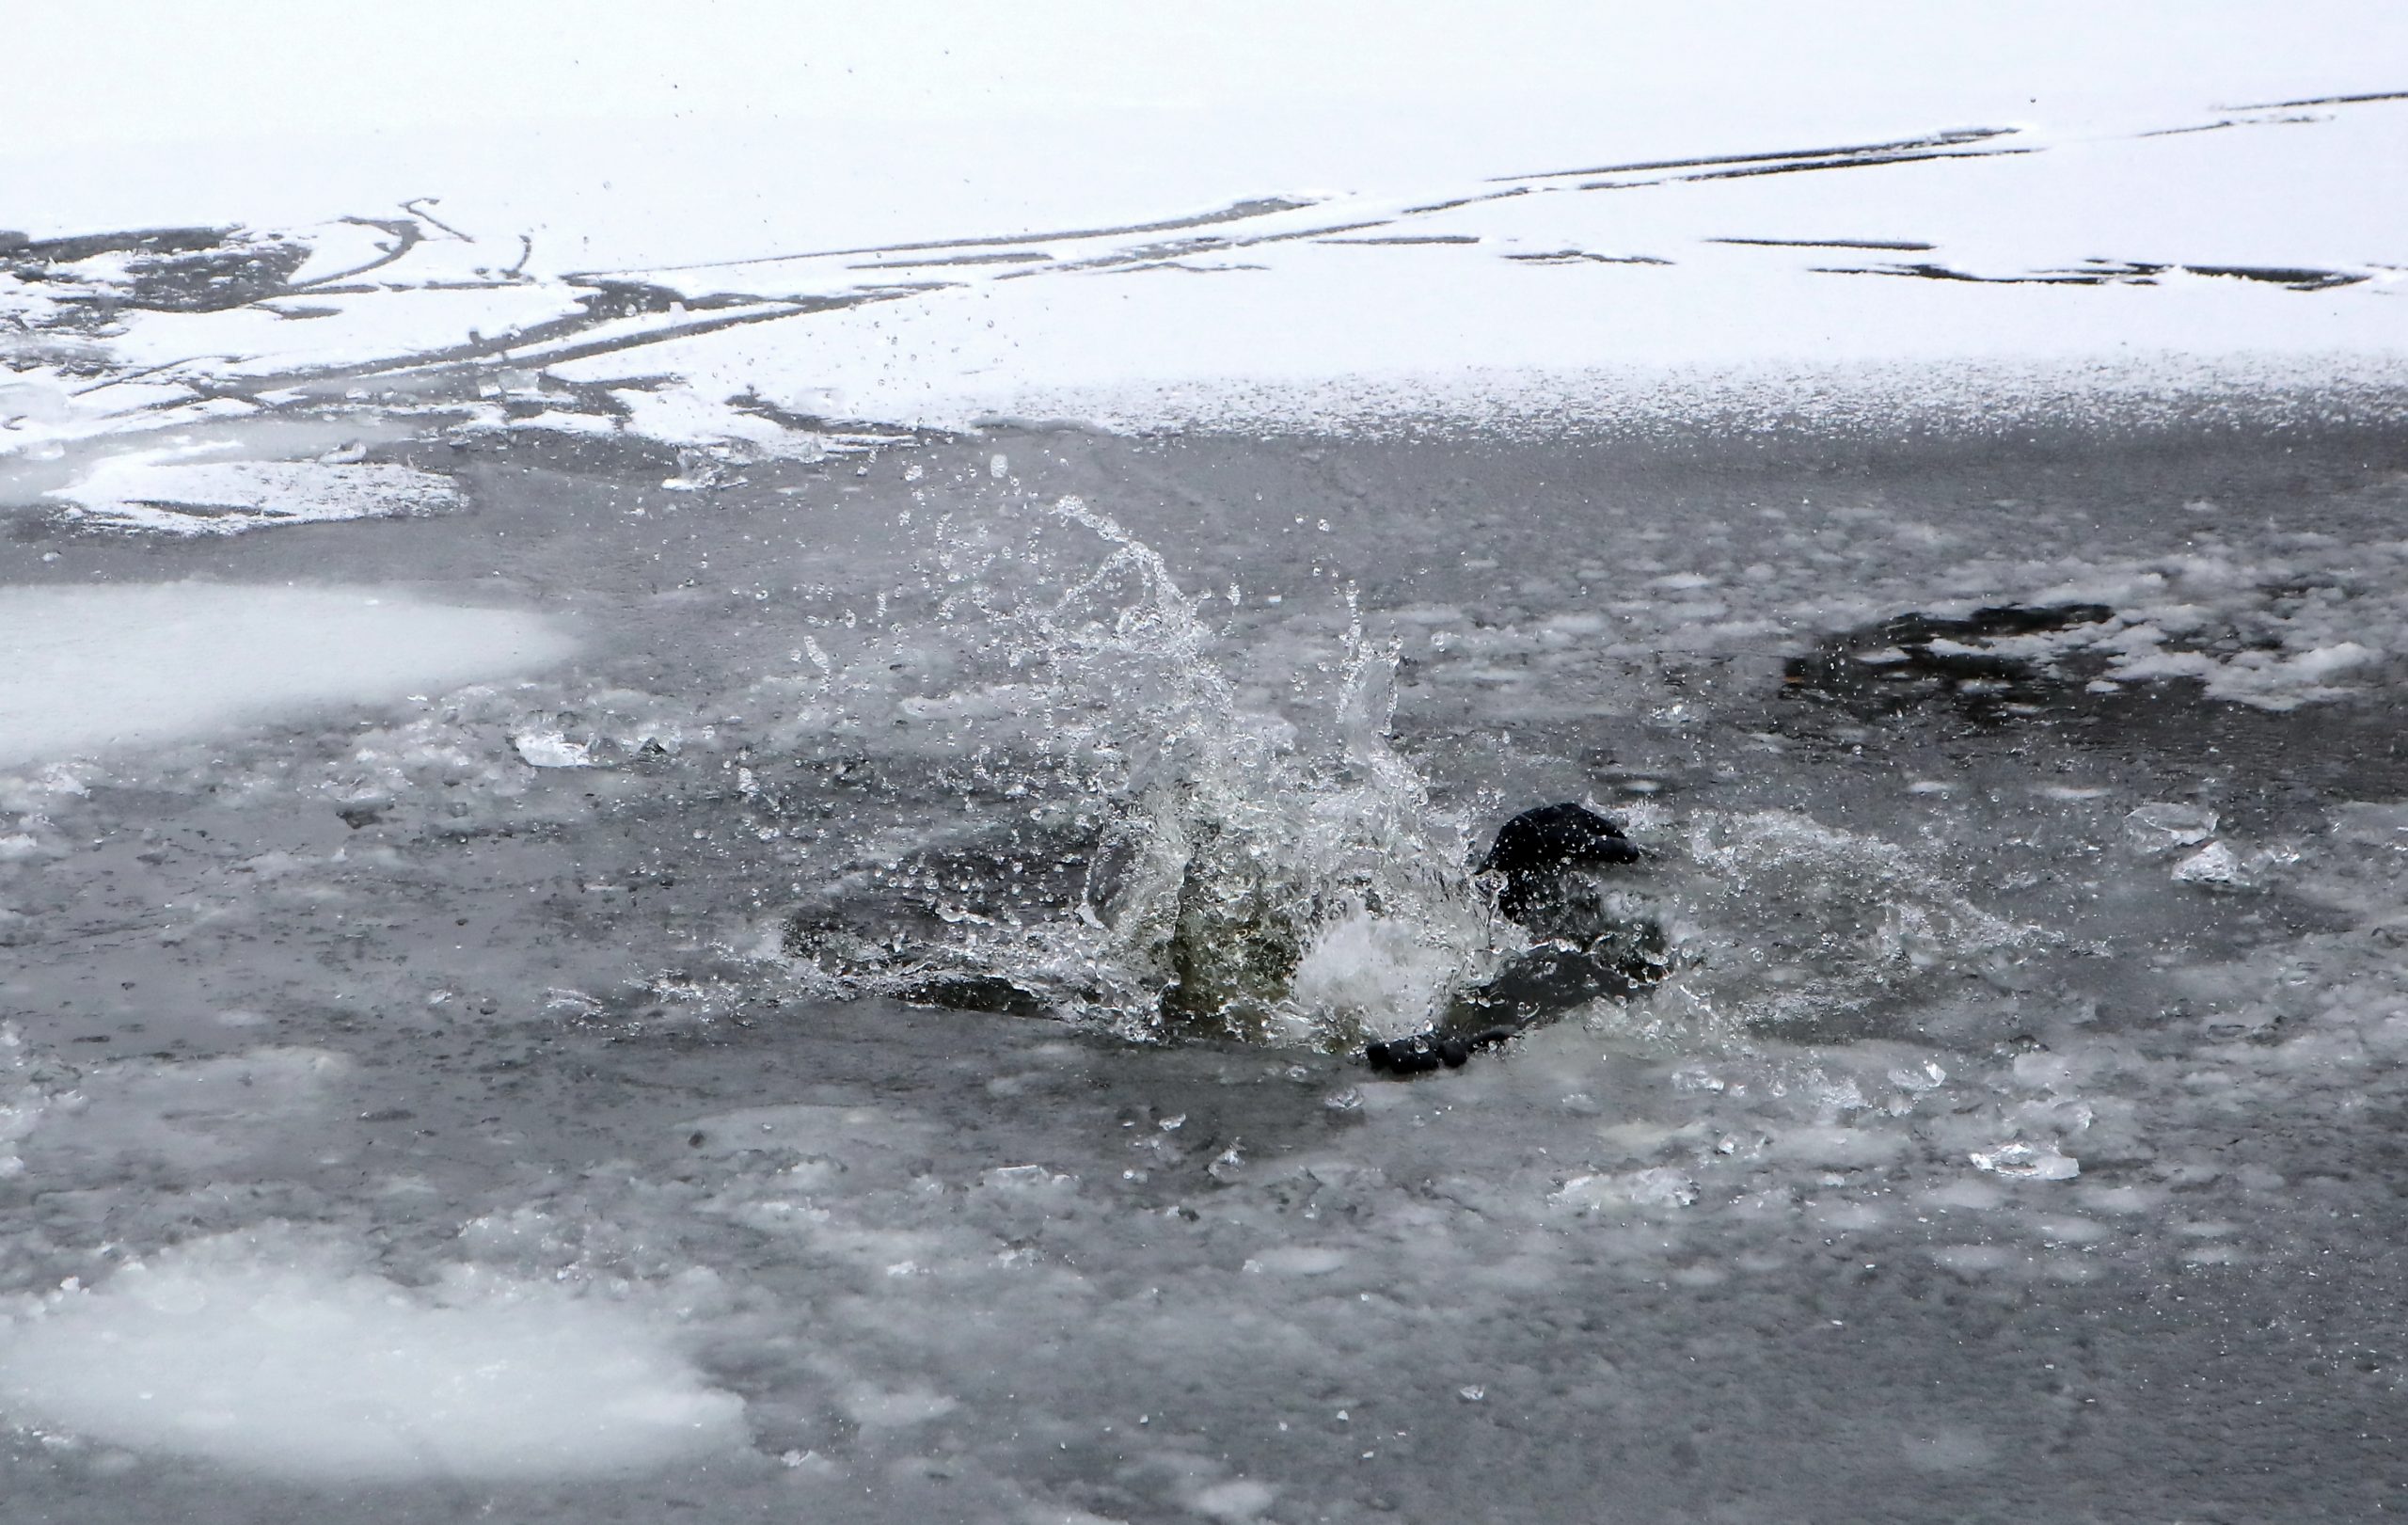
0 1226 744 1482
0 585 576 768
5 8 2405 471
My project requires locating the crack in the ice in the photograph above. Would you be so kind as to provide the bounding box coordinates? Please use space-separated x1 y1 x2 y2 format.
1709 237 1939 252
1494 126 2021 183
1812 259 2368 293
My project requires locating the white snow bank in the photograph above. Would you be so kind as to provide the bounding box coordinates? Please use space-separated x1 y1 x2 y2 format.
0 1227 745 1481
0 585 576 769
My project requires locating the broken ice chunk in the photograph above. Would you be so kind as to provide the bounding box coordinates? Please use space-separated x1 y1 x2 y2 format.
2171 840 2241 886
513 731 594 768
2124 802 2217 855
1968 1141 2078 1180
1553 1167 1699 1211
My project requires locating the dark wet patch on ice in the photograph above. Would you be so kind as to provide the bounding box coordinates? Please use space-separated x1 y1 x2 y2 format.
2183 262 2370 292
4 226 310 325
1813 258 2368 292
1782 603 2118 722
1778 600 2408 818
2 226 230 262
1709 236 1939 251
1317 233 1482 246
1502 250 1673 266
569 278 769 321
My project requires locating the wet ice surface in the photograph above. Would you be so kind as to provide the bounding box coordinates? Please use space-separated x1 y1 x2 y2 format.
0 418 2403 1520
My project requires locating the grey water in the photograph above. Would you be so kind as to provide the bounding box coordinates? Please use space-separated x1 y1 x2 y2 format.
5 410 2408 1521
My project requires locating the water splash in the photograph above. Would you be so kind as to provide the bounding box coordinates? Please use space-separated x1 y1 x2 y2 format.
787 497 1503 1048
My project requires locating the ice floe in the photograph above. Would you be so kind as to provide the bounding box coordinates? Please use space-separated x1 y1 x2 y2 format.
0 1226 744 1481
0 584 575 768
46 453 458 534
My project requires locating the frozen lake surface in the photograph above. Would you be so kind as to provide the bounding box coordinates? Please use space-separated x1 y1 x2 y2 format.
2 414 2405 1522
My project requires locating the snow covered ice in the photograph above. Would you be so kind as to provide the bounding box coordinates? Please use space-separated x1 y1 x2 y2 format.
4 8 2408 1522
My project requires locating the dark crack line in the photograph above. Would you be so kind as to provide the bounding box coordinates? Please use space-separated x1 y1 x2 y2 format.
1709 236 1939 252
848 251 1051 270
1318 234 1482 246
244 284 948 397
2223 88 2408 111
279 216 425 294
565 198 1323 278
1811 259 2366 293
1495 126 2018 183
1502 251 1673 265
1622 144 2043 188
991 220 1392 280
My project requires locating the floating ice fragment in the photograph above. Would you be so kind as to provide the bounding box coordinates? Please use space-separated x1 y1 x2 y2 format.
1188 1479 1278 1522
1206 1142 1247 1183
46 458 460 535
0 1228 744 1481
1554 1167 1699 1211
2171 840 2241 886
981 1163 1075 1191
839 1386 957 1427
1629 1168 1702 1207
1242 1247 1346 1277
2125 802 2217 854
989 453 1009 479
513 730 594 768
1458 1385 1487 1402
1969 1141 2079 1180
0 586 574 770
2283 642 2378 682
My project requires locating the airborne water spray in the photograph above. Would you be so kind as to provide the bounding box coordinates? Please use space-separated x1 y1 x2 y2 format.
786 495 1507 1048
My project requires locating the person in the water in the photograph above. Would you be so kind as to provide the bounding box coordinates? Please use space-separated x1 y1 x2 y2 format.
1365 802 1667 1075
787 800 1664 1061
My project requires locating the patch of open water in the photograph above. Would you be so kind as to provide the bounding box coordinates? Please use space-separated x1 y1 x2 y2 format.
2 416 2404 1520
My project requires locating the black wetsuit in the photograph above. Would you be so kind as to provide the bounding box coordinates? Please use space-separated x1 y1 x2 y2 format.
1365 802 1664 1075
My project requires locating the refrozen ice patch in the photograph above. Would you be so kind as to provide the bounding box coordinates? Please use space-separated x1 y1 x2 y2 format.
0 1226 746 1482
22 1047 348 1173
45 453 459 534
0 584 577 769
